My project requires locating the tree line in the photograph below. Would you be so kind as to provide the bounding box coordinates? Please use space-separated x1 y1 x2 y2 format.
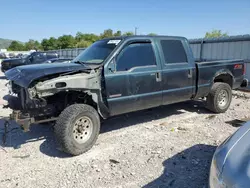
8 29 228 51
8 29 144 51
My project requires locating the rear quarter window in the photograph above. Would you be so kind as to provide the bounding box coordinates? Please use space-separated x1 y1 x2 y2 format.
160 40 187 64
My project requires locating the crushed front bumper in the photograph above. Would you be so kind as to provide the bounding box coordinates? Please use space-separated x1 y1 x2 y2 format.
9 110 34 132
9 110 58 132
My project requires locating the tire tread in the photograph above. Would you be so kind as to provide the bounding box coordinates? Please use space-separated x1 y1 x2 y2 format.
54 104 100 155
206 82 232 113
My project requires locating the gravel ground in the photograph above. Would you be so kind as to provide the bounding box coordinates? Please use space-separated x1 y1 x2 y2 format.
0 70 250 188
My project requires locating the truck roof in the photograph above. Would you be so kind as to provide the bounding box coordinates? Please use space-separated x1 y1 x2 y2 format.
101 35 188 41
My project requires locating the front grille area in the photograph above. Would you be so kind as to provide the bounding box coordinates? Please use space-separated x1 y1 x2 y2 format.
7 95 23 110
1 62 10 72
7 82 26 110
11 81 22 94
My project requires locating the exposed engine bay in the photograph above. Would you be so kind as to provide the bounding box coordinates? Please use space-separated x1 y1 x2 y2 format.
6 69 106 131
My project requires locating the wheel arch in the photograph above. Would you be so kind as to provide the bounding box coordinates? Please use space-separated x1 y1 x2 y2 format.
213 70 234 88
63 90 110 119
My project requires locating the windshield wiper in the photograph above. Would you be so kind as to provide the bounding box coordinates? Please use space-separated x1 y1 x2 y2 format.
73 61 92 69
74 60 86 65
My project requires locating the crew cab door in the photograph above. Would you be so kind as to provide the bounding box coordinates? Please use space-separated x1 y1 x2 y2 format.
105 40 162 116
157 39 196 104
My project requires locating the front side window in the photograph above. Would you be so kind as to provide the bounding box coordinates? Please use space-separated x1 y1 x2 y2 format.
73 39 121 64
160 40 187 63
116 43 156 71
32 53 46 63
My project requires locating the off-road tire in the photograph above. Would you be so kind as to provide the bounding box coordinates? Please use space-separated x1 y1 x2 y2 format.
206 82 232 113
54 104 100 156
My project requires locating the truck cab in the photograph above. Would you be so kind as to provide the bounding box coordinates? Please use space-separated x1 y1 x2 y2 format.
104 36 196 115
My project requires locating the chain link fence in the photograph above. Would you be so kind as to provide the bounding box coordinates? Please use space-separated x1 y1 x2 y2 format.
46 48 86 59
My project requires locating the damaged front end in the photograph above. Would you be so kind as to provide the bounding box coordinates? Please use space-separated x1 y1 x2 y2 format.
5 63 108 132
6 80 62 131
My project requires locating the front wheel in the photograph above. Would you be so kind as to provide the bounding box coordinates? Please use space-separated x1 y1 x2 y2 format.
206 82 232 113
54 104 100 156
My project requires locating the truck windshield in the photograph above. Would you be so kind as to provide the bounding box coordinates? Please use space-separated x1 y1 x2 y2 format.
73 39 121 64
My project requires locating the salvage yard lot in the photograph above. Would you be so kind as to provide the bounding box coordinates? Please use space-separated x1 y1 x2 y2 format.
0 70 249 188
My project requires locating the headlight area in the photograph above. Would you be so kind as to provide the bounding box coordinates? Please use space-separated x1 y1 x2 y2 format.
28 87 37 98
2 62 10 67
6 81 13 94
209 157 226 188
8 81 22 94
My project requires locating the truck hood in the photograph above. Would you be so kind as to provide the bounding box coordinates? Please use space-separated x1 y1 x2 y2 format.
5 62 92 87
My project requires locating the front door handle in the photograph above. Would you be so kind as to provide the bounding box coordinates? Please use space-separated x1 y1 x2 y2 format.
188 69 192 78
156 72 161 82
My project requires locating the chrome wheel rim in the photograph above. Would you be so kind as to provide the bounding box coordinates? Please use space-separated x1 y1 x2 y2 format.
218 89 228 108
73 116 93 144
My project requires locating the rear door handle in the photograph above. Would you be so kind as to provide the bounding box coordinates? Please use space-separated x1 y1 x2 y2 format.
188 69 192 78
156 72 161 82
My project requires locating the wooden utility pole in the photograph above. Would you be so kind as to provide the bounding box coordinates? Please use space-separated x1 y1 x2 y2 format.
135 27 138 35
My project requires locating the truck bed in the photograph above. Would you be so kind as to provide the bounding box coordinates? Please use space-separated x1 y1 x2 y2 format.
195 59 245 98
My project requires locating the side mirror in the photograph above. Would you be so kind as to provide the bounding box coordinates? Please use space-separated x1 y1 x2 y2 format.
108 60 116 73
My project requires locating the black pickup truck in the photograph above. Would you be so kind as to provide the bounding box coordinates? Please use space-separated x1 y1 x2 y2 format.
5 35 248 155
1 51 58 72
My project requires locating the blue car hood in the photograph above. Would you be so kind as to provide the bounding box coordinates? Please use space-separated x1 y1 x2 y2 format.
5 62 91 88
214 121 250 173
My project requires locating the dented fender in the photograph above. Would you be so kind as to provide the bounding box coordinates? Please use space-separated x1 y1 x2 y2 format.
34 71 100 97
30 70 110 119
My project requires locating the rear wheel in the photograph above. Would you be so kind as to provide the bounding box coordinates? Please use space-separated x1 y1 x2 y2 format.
54 104 100 155
206 82 232 113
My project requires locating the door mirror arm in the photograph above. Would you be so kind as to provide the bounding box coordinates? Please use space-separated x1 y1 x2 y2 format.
108 59 116 73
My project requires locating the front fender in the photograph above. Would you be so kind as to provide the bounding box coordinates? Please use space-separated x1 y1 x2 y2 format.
88 91 110 119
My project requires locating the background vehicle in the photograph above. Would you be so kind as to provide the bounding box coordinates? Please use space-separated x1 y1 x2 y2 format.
5 36 247 155
0 52 7 59
1 51 58 72
8 53 15 58
210 121 250 188
16 53 23 58
44 58 72 64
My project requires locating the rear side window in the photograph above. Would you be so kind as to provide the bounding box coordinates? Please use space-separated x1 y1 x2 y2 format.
116 43 156 71
160 40 187 63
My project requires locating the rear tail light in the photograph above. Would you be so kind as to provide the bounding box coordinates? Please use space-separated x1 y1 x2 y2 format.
234 64 245 75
